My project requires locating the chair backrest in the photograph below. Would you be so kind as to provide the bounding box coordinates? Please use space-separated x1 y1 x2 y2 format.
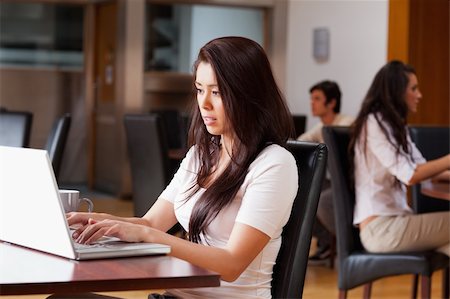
150 109 183 149
292 114 307 138
179 112 191 149
44 114 71 180
322 126 364 260
272 140 327 299
124 114 171 217
409 126 450 213
0 109 33 147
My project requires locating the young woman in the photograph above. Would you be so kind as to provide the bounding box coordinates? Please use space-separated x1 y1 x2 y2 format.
67 36 298 298
349 60 450 257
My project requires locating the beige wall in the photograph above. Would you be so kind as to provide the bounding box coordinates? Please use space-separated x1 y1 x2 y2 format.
286 0 388 130
0 68 87 183
0 68 68 148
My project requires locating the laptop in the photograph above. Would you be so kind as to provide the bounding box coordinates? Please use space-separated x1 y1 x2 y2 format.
0 146 170 260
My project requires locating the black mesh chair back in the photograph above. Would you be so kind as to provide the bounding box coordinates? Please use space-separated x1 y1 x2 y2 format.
272 140 327 299
44 114 71 180
323 126 449 299
124 114 171 217
409 126 450 213
0 109 33 147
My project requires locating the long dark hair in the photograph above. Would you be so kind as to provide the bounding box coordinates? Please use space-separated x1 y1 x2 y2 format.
186 36 293 243
349 60 416 185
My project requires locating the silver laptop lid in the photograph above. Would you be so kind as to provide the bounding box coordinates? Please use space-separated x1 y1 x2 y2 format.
0 146 76 259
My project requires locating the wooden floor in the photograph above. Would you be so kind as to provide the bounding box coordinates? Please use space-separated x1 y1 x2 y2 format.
3 195 447 299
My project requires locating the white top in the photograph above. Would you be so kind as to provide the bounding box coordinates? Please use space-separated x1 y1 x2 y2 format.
353 114 426 225
160 144 298 299
297 113 354 143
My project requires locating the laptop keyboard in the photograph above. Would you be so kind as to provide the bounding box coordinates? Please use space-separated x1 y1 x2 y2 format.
74 242 107 249
70 228 124 250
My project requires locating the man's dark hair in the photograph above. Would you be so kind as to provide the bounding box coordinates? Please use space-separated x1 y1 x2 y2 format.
309 80 341 113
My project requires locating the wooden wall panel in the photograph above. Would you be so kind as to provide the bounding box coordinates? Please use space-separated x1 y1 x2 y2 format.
407 0 449 125
387 0 409 62
388 0 449 126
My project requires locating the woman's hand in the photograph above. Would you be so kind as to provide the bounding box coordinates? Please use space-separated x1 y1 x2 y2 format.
74 218 153 244
66 212 117 242
66 199 177 244
66 212 108 227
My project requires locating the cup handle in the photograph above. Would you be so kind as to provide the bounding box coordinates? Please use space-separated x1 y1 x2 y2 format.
81 197 94 213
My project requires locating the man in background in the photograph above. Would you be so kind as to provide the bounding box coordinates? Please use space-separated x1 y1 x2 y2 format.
298 80 354 265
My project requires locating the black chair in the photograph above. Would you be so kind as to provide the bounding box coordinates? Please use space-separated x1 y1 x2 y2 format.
179 112 191 149
272 140 328 299
0 108 33 147
292 114 307 138
322 126 449 299
45 114 71 180
150 109 184 150
409 126 450 213
123 114 172 217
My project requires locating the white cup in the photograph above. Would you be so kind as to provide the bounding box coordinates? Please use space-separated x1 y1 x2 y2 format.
59 189 94 213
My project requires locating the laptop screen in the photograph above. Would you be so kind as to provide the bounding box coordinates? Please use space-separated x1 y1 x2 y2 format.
0 146 76 258
0 146 170 260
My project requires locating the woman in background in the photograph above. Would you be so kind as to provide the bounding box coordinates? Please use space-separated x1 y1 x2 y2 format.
350 60 450 257
67 36 298 298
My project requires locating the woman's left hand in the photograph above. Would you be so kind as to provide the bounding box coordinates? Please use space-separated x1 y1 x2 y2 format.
74 218 152 244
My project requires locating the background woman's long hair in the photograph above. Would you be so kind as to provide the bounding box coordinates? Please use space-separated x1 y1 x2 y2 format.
349 60 416 187
186 36 293 243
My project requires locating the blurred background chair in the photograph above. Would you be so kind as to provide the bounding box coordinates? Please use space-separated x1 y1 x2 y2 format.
322 126 449 299
179 112 191 149
44 113 71 181
272 140 327 299
409 126 450 213
150 109 186 150
291 114 307 138
123 113 172 217
0 108 33 147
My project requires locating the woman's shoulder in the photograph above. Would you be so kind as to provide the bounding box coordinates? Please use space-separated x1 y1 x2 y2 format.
366 113 386 130
246 144 297 183
364 113 397 142
178 145 200 171
255 144 297 166
370 113 395 129
366 112 379 123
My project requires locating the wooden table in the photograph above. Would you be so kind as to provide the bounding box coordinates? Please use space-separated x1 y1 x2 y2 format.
0 242 220 296
421 180 450 201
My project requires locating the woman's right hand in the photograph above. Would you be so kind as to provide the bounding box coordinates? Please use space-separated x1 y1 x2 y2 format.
66 212 112 240
73 218 156 244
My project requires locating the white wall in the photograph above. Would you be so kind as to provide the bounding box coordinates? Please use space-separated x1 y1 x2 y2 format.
286 0 388 131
